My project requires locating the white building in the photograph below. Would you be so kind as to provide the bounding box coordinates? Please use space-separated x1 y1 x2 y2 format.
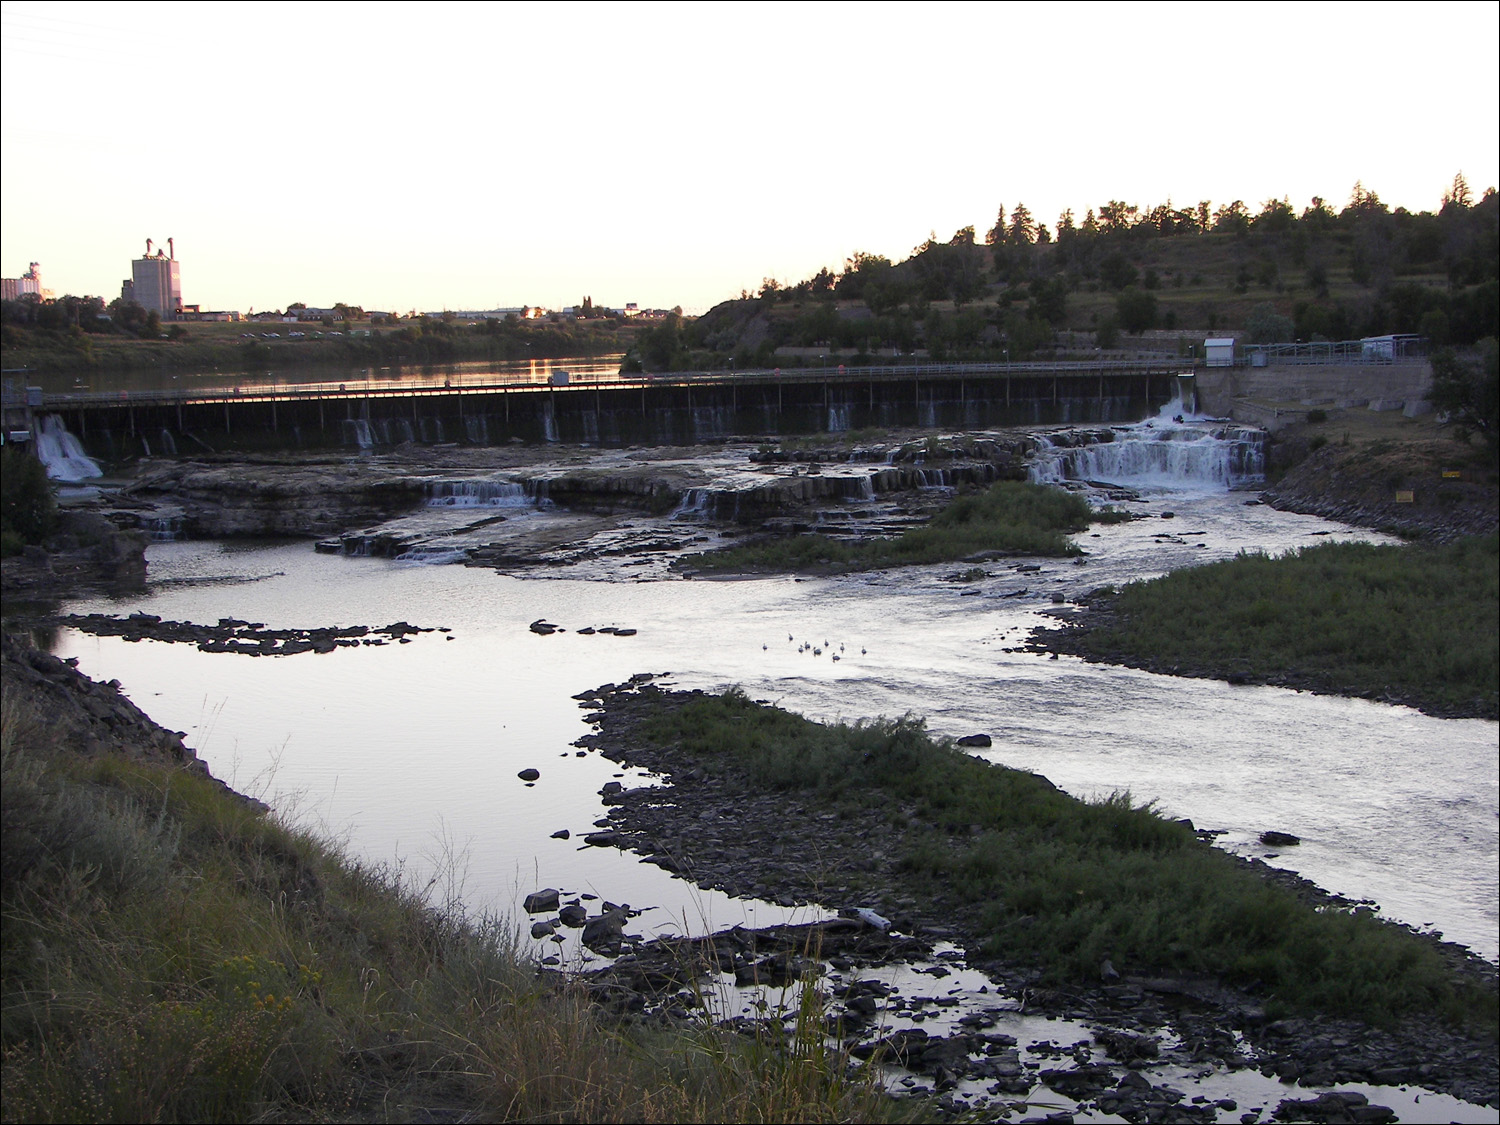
121 238 184 319
1204 337 1237 367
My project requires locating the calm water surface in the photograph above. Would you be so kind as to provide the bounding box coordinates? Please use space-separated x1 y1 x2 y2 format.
54 488 1499 962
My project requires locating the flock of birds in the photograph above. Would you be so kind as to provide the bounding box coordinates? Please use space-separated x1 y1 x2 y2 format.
764 634 867 661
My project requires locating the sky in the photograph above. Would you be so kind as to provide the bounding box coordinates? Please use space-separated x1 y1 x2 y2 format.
2 1 1497 316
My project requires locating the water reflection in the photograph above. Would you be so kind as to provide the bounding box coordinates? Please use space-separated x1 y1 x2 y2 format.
49 489 1499 964
29 355 627 399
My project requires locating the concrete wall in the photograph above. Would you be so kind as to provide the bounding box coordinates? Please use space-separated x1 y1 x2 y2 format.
1197 362 1432 423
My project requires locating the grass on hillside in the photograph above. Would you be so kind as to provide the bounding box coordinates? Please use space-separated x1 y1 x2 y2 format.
640 689 1497 1033
0 690 902 1124
683 480 1128 573
1060 534 1499 718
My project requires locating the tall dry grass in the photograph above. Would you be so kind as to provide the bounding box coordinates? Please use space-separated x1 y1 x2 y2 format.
0 687 902 1123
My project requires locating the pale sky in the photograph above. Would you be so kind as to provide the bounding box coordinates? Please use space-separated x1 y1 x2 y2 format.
2 1 1497 316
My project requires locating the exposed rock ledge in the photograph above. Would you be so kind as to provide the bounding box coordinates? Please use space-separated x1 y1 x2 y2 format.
1262 439 1497 543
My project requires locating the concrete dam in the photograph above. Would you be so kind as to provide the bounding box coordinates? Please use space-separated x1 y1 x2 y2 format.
33 361 1190 459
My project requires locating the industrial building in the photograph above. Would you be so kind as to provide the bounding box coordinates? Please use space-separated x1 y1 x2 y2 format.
120 238 183 319
1 262 44 302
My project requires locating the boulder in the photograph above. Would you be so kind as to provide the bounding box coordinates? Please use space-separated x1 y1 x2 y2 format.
581 909 628 950
955 734 992 748
1259 830 1301 847
558 903 588 928
518 768 541 782
523 888 560 914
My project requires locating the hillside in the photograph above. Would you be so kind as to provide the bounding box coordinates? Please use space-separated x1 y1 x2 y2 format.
638 180 1497 371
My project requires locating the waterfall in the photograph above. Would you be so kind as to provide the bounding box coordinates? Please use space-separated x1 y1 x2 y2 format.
839 475 876 501
394 545 471 565
690 405 730 441
139 514 184 541
34 416 103 481
342 418 375 450
542 401 559 443
670 488 715 520
158 429 178 456
827 403 852 432
1028 398 1266 490
425 479 548 509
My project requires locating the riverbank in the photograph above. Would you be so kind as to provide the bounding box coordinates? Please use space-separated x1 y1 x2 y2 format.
0 631 898 1124
571 678 1498 1113
1260 411 1498 544
6 635 1496 1123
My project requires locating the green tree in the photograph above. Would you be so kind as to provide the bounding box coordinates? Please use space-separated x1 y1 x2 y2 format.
1099 252 1139 290
1 447 55 554
1246 303 1295 344
1116 287 1158 334
985 205 1006 246
1429 342 1498 451
1030 277 1069 326
1213 200 1250 235
1007 203 1036 246
638 313 685 370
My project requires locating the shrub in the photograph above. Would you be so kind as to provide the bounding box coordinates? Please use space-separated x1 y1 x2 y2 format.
0 447 54 553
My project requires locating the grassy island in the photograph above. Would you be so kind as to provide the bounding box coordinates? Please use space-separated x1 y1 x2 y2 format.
681 480 1127 574
633 688 1496 1034
1036 534 1499 719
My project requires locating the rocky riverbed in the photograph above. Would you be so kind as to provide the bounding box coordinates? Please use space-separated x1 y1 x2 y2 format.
543 676 1499 1119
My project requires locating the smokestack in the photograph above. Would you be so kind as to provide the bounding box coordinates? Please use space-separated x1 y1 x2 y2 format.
168 237 174 260
146 238 153 257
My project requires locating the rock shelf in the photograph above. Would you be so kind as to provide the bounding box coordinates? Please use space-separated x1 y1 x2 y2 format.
59 612 442 656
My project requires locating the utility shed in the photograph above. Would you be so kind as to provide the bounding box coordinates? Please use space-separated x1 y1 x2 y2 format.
1204 337 1237 367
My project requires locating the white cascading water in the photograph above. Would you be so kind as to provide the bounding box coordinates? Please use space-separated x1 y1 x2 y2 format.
33 415 103 482
425 480 540 509
1028 398 1265 491
670 488 714 520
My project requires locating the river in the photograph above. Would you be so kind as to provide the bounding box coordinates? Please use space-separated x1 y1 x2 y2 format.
45 424 1498 969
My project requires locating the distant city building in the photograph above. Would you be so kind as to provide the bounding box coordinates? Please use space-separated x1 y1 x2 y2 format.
1 262 43 302
121 238 183 319
421 308 532 320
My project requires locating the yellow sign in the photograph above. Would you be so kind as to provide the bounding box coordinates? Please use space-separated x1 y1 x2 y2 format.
1442 470 1462 479
1395 490 1414 503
